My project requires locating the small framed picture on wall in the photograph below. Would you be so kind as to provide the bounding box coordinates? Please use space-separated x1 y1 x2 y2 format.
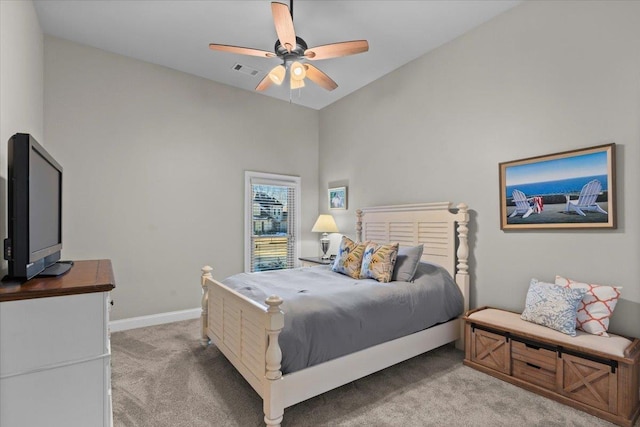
328 186 347 210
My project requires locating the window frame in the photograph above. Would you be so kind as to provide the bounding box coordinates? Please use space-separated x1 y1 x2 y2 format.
244 171 301 273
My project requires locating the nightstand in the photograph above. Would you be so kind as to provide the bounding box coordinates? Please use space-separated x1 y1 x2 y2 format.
298 257 333 268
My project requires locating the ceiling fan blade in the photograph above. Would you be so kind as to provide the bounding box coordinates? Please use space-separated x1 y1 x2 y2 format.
255 75 274 91
305 40 369 60
209 44 276 58
304 64 338 91
271 2 296 52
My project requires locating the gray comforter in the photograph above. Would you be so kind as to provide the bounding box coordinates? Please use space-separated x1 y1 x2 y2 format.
222 262 464 374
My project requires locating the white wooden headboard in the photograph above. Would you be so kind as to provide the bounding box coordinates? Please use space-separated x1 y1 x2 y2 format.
355 202 469 312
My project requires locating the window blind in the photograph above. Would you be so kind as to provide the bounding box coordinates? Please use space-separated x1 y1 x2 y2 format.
249 180 298 272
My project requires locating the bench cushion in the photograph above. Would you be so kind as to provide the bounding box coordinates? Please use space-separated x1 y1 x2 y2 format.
468 308 631 359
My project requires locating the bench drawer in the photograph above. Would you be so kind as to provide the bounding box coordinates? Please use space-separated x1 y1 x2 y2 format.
512 340 556 372
513 359 556 390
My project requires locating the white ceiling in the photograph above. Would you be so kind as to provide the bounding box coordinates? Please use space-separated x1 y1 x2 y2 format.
34 0 521 110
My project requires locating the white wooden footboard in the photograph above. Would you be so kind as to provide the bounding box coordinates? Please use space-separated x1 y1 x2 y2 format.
200 268 285 426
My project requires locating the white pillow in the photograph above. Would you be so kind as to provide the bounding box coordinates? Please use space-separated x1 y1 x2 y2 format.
555 275 621 337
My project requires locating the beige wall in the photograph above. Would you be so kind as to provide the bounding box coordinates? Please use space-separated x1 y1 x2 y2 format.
319 1 640 337
43 37 319 320
0 0 44 276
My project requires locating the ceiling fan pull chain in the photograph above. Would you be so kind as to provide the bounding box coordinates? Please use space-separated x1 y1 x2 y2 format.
288 87 302 104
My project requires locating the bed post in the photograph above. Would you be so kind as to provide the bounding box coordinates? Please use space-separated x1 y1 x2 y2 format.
264 295 284 426
356 209 363 242
455 203 470 350
200 265 213 347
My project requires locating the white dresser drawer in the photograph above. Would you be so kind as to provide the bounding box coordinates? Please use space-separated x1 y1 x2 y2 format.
0 292 107 375
0 357 107 427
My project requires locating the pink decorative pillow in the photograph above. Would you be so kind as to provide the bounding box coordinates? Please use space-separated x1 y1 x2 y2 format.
555 275 622 337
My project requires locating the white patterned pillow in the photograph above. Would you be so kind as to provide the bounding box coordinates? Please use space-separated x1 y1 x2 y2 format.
521 279 587 336
555 275 622 337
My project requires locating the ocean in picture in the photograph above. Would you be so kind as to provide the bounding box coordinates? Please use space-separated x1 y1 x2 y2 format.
506 174 608 198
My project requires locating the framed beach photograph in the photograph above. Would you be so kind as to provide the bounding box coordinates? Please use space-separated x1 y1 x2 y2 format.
328 186 347 210
499 143 616 230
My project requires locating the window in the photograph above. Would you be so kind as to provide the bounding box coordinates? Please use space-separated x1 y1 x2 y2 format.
245 171 300 273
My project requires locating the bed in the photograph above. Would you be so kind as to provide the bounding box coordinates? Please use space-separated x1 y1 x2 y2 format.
199 202 470 426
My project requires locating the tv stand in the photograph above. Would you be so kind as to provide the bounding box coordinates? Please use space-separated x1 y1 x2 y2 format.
37 260 74 277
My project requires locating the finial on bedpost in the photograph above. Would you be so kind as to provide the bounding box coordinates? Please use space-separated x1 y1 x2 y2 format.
200 266 213 347
356 209 363 243
201 265 213 283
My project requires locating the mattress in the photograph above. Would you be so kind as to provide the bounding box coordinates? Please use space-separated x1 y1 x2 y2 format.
222 261 464 374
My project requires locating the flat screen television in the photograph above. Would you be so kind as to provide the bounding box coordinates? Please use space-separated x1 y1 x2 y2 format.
4 133 71 281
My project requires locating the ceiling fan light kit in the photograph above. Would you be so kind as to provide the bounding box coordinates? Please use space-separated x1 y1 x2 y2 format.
208 0 369 94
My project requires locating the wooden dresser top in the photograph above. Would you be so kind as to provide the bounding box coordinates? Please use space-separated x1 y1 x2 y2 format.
0 259 115 302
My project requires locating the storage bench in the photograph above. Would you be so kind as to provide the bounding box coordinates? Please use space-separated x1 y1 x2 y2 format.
463 307 640 427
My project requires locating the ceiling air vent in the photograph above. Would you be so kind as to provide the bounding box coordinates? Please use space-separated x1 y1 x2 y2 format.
232 63 260 77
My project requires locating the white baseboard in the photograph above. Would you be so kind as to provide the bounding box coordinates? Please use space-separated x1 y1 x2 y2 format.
109 308 200 332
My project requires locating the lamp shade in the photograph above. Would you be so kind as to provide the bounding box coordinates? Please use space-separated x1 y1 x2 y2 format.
290 61 306 81
268 65 286 85
311 214 339 233
290 74 305 89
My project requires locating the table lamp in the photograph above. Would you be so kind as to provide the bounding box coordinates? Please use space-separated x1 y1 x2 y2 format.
311 214 339 259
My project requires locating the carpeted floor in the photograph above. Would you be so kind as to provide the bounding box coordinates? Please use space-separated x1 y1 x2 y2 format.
111 319 631 427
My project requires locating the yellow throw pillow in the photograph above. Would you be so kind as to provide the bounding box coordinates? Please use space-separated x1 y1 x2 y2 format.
331 236 368 279
360 242 399 283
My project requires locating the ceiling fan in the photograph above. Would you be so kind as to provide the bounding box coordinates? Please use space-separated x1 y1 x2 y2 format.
208 0 369 92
